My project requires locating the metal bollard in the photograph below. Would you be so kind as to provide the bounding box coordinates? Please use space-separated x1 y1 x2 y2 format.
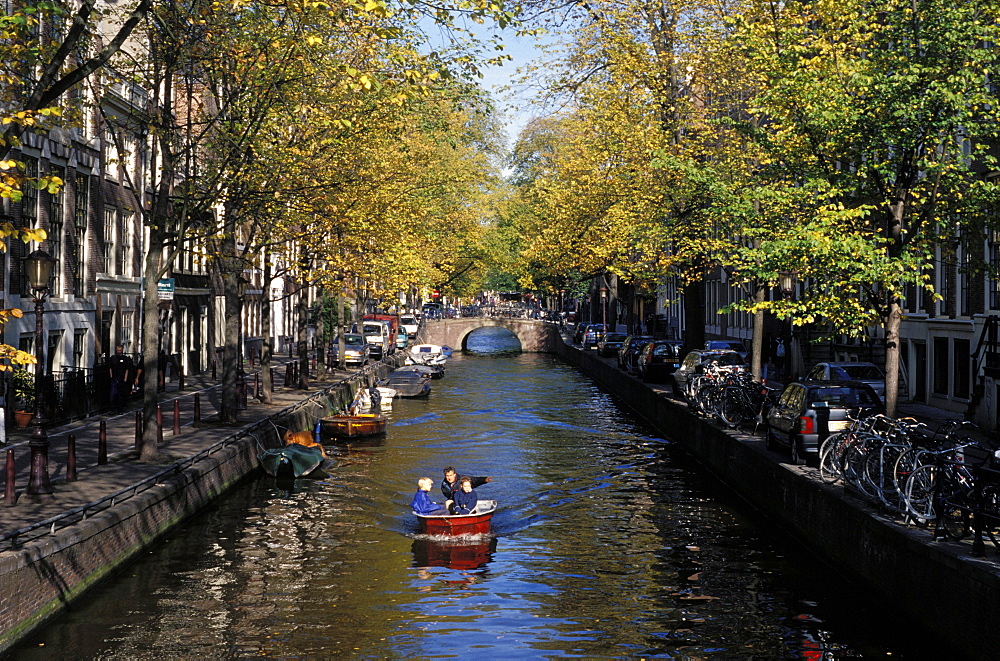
5 449 15 506
194 393 202 424
173 399 181 435
285 363 294 387
212 360 217 381
178 366 185 391
254 373 259 400
98 420 108 465
135 411 142 450
249 350 255 368
67 434 77 482
156 405 163 445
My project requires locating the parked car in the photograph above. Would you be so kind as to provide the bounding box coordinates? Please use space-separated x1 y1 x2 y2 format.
804 361 886 401
704 340 750 361
672 349 747 396
581 324 607 349
618 335 655 371
330 333 371 367
765 380 884 465
597 332 628 357
637 340 686 382
573 323 599 344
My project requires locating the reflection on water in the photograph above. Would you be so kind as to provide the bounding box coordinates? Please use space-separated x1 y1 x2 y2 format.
411 536 498 570
12 332 950 658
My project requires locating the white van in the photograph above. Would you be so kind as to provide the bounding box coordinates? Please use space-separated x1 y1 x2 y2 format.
360 321 390 358
400 314 419 338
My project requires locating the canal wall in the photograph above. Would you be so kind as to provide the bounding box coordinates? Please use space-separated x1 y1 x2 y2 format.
554 341 1000 659
0 357 404 654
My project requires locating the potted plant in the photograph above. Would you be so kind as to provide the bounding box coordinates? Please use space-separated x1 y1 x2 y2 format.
11 368 35 429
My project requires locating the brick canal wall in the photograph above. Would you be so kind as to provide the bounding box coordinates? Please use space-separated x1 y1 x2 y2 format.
0 356 404 654
554 341 1000 659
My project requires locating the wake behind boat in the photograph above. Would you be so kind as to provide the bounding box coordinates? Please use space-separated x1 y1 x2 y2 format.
413 499 498 536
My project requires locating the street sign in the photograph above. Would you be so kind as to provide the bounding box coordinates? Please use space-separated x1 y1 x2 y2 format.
157 278 175 300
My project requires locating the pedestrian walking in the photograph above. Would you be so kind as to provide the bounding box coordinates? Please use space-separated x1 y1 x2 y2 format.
108 344 134 414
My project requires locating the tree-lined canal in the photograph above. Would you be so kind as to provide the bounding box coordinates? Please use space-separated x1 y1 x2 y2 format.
16 329 945 657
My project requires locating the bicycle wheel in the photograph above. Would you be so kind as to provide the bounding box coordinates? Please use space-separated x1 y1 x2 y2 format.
865 444 906 509
903 464 937 523
819 433 846 484
939 498 971 540
719 389 744 428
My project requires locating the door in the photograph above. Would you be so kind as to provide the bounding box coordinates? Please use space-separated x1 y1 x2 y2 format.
914 342 927 402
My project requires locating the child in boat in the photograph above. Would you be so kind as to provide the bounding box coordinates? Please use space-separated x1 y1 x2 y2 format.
411 477 447 515
451 476 479 515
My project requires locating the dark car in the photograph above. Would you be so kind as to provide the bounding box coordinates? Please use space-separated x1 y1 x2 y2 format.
597 332 628 357
805 361 886 401
705 340 750 361
637 340 686 382
672 349 747 396
765 380 884 466
581 324 607 349
618 335 655 371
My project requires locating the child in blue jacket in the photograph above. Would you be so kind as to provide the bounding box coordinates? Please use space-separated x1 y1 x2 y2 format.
411 477 446 515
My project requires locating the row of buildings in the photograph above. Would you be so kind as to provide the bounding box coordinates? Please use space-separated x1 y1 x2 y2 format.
0 103 301 417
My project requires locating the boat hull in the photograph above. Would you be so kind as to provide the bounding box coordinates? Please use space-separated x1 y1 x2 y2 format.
320 414 388 439
414 500 497 536
259 444 324 478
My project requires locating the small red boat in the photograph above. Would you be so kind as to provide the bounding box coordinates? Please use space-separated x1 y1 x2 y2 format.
413 500 498 536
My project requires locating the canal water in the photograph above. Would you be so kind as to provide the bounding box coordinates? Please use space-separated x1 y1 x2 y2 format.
15 328 945 658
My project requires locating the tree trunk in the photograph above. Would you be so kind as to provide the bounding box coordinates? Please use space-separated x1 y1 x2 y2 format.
315 292 326 378
683 278 705 352
296 285 309 389
884 299 902 418
139 253 162 462
337 290 347 370
219 263 241 424
751 283 766 381
260 254 273 404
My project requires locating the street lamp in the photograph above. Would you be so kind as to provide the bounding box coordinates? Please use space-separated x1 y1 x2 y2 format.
778 271 798 300
24 249 56 498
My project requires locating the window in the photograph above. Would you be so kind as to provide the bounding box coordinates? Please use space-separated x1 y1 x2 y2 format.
954 338 971 400
46 330 61 374
47 165 64 294
933 336 949 395
121 311 133 349
21 157 38 228
103 208 116 274
73 329 86 369
121 210 133 277
72 173 88 296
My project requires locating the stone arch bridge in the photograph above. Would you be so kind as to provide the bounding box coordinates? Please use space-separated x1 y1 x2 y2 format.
418 318 561 352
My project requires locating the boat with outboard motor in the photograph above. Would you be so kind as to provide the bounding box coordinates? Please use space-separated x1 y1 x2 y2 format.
413 499 498 536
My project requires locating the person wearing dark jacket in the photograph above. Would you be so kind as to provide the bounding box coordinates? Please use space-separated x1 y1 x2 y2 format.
451 476 478 514
411 477 446 515
441 466 492 501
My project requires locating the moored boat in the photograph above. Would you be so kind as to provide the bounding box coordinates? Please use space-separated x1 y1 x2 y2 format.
413 499 498 536
384 372 431 397
259 444 325 478
320 413 388 439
